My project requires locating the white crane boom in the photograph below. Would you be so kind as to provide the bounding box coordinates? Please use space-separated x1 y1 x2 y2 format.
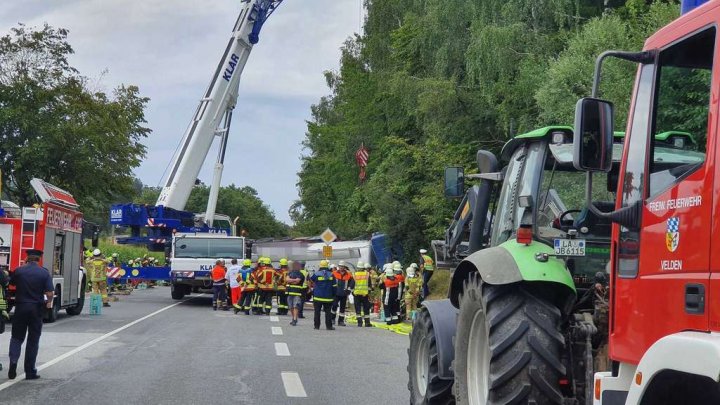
157 0 282 226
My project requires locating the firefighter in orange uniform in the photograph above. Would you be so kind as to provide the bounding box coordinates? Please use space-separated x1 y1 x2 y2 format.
331 261 355 326
257 257 276 315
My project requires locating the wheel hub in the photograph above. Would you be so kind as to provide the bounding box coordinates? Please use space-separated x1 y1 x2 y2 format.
467 307 490 405
416 335 429 397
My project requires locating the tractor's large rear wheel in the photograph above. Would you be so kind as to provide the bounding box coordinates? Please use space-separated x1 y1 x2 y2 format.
454 274 565 405
408 306 454 405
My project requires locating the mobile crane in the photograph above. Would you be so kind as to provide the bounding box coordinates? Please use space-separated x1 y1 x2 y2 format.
110 0 284 251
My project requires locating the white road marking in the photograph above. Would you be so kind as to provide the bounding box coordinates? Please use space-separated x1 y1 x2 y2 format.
0 295 200 392
269 316 279 322
271 326 283 335
281 372 307 397
274 342 290 356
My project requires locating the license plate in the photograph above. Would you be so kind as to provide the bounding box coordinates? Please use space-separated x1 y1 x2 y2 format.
554 239 585 256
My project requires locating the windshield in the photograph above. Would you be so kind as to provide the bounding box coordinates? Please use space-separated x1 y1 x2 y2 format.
174 238 244 259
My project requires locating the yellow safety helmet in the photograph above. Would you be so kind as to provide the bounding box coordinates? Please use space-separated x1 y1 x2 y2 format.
243 259 252 266
279 258 288 266
319 259 329 268
263 257 272 265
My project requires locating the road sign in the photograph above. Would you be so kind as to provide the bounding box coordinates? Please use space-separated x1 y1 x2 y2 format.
320 228 337 244
323 245 333 258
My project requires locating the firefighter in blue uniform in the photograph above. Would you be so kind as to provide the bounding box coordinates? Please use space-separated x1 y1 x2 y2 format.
8 249 54 380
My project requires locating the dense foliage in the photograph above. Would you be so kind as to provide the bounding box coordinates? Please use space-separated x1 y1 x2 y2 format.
0 24 150 225
294 0 679 260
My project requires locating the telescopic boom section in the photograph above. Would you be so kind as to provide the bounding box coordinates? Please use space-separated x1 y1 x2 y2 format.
157 0 283 220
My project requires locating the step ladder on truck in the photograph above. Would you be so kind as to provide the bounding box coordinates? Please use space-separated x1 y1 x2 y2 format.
0 179 95 323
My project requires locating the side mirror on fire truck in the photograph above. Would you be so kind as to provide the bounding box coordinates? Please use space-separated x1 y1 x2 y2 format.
573 97 614 173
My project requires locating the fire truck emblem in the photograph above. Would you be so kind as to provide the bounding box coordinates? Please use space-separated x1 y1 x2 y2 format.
666 217 679 252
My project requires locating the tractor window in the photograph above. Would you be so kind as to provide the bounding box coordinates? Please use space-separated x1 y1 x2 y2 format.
648 27 714 197
490 145 526 246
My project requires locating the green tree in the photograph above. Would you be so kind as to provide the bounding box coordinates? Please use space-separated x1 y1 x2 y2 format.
0 24 150 224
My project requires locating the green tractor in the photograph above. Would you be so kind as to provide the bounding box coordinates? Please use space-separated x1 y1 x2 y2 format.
409 126 624 404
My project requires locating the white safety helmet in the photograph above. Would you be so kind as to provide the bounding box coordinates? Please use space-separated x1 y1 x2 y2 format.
356 261 365 269
384 267 394 277
407 267 415 277
383 263 391 271
93 249 101 256
392 260 401 267
338 260 347 268
410 263 419 269
392 262 403 271
419 249 427 254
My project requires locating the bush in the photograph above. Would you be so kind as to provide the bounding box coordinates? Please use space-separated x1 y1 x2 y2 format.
97 238 165 265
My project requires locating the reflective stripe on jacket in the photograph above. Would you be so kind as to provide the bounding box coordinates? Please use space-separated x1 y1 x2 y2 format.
311 270 336 302
353 271 370 296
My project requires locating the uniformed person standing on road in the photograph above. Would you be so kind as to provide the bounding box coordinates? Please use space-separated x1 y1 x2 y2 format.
87 249 111 307
309 260 336 330
8 249 54 380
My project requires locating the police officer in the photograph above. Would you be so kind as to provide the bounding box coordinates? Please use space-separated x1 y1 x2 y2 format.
8 249 54 380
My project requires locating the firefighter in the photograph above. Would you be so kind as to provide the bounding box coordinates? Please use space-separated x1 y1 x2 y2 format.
275 258 289 315
298 262 309 319
257 257 276 315
420 248 434 298
369 265 383 314
352 262 373 327
392 262 406 319
239 259 255 315
309 260 336 330
286 261 305 326
251 259 265 314
383 264 402 325
86 249 111 308
211 260 228 311
226 258 242 313
404 266 422 320
8 249 54 380
331 261 355 326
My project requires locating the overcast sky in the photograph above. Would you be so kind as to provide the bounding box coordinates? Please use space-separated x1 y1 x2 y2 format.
0 0 363 224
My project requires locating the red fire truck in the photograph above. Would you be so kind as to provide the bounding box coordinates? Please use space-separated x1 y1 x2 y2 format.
0 179 89 323
575 0 720 403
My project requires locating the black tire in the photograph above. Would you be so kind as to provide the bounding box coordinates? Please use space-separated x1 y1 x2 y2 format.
454 274 565 405
44 287 60 323
171 283 185 300
66 278 86 316
408 306 454 405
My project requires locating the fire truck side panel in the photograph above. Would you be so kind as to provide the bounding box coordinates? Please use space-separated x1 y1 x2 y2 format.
611 6 719 365
41 203 84 308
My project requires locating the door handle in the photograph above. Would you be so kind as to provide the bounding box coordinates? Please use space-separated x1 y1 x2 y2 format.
685 284 705 315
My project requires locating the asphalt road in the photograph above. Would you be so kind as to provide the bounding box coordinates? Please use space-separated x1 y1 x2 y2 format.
0 287 409 405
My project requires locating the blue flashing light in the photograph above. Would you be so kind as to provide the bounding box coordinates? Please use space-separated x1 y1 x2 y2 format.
681 0 710 15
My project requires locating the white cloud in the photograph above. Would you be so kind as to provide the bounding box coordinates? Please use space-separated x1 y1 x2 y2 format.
0 0 362 223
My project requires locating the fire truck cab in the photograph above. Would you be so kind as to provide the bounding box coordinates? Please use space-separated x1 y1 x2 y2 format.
0 179 87 323
573 1 720 403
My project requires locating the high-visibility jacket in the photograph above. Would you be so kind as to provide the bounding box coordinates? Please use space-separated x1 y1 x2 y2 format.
257 266 276 291
275 267 288 291
422 254 434 271
211 265 226 283
86 257 108 282
300 269 309 290
239 267 255 291
287 270 305 296
332 270 355 297
353 271 371 296
310 269 336 302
